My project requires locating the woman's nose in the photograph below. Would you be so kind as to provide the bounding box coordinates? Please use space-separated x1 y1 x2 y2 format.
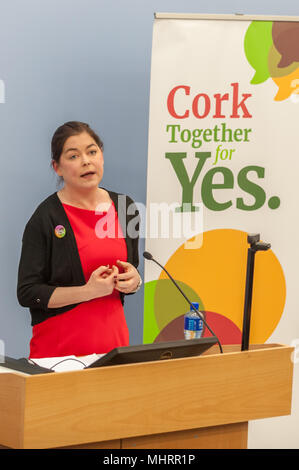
81 153 91 164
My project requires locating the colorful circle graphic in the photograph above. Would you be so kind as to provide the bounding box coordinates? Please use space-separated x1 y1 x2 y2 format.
144 229 286 345
54 225 66 238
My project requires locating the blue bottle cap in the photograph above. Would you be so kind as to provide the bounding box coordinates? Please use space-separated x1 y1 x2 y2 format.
191 302 199 310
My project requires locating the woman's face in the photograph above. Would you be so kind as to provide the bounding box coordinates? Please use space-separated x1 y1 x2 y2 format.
53 131 104 191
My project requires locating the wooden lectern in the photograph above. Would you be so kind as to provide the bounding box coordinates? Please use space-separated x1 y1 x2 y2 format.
0 344 294 449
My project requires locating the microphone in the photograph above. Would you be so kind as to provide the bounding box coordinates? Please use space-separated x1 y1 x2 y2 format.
143 251 153 260
143 251 223 354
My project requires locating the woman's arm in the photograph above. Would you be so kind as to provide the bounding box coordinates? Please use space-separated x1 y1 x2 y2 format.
47 265 118 308
114 194 141 296
47 285 92 309
17 215 118 311
114 260 141 294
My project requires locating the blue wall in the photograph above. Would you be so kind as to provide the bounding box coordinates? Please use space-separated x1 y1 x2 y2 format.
1 0 298 358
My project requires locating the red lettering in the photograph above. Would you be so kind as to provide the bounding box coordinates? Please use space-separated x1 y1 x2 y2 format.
167 83 253 119
192 94 210 119
230 82 252 118
167 85 190 119
213 93 229 118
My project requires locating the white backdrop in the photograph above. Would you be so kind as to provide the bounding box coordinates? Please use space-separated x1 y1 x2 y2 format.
144 14 299 448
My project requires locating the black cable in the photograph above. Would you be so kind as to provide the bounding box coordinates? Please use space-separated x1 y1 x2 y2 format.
156 260 223 354
30 357 87 370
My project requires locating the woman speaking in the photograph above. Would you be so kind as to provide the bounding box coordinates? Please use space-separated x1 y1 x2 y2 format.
17 121 141 359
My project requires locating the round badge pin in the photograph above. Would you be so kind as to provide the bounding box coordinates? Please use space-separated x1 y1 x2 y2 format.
55 225 66 238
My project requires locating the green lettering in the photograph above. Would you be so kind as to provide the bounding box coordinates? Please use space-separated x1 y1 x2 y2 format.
202 128 212 141
201 167 234 211
243 128 252 142
233 128 243 141
237 165 266 210
165 152 211 212
166 124 180 142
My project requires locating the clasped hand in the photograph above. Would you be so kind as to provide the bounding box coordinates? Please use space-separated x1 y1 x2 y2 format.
86 260 140 299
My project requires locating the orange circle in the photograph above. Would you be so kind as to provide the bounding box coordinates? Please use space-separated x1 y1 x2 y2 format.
159 229 286 343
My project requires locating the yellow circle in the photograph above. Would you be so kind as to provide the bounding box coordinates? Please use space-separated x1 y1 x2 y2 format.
159 229 286 343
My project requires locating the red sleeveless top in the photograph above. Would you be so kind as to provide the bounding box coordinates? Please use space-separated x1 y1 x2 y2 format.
29 201 129 358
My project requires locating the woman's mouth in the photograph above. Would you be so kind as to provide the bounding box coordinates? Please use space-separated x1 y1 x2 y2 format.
81 172 95 178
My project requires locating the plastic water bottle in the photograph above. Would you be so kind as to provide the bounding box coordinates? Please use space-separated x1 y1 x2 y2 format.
184 302 203 339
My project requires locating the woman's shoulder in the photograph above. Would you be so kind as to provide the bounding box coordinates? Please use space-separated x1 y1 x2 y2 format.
23 193 62 232
20 193 59 243
102 188 136 206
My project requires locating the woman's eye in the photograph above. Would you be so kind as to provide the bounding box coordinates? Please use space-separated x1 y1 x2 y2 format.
70 155 77 159
90 150 97 155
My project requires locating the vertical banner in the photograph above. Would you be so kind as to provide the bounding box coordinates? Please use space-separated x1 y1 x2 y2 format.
144 14 299 446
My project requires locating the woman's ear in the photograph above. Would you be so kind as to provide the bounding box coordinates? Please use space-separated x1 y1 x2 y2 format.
52 159 62 177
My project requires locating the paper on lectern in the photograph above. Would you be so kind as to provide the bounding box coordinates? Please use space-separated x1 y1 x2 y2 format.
29 353 104 372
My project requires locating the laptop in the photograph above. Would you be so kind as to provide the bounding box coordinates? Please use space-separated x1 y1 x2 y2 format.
86 336 217 369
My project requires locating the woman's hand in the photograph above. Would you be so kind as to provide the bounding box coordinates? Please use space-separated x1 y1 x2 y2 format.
114 260 141 294
85 264 119 300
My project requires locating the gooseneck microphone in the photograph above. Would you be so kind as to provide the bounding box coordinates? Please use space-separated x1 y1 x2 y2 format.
143 251 223 354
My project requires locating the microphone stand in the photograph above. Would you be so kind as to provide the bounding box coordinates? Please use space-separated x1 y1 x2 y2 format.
241 234 271 351
144 252 223 354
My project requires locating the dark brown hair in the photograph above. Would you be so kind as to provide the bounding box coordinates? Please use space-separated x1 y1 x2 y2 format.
51 121 104 186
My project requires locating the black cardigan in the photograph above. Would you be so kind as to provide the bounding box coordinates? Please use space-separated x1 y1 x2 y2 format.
17 189 140 326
